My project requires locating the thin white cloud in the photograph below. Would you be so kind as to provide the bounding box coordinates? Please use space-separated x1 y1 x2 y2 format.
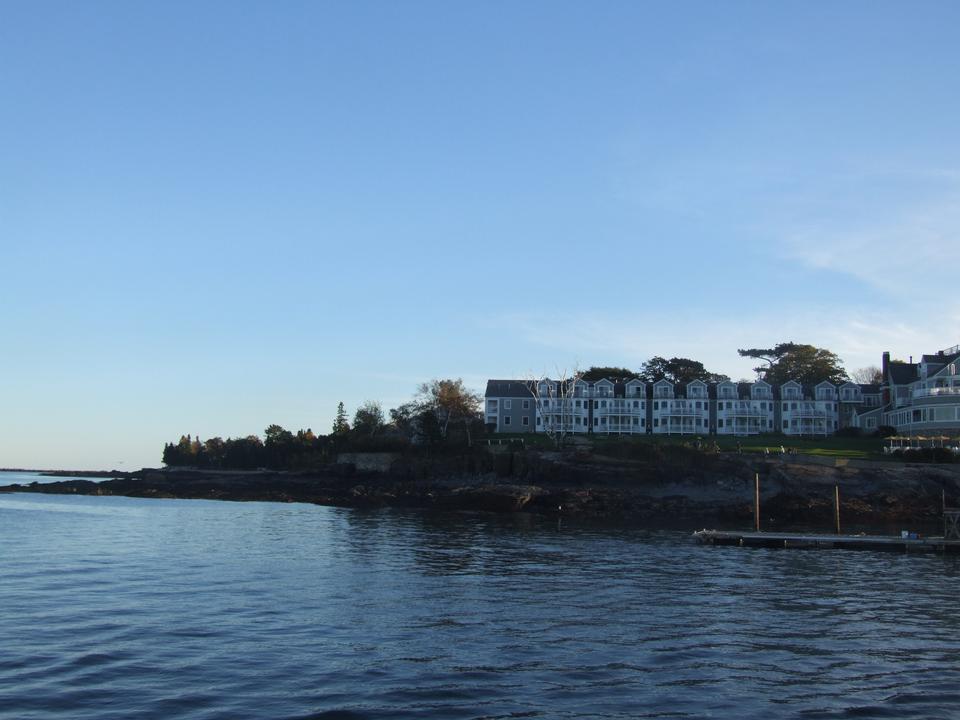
783 184 960 295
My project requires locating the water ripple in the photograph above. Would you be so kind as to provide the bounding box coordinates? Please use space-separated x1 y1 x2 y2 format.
3 493 960 719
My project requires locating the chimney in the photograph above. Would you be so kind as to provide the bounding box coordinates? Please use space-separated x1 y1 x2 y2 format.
882 351 890 378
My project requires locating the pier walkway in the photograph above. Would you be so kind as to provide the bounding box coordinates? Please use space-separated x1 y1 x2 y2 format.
694 529 960 553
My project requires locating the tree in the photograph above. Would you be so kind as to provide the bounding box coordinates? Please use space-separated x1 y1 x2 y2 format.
852 366 883 385
332 402 350 435
638 356 729 384
353 401 385 437
738 342 848 386
581 366 634 381
527 365 584 448
415 379 482 446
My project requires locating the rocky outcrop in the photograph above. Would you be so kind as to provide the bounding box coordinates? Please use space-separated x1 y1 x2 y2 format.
4 451 959 529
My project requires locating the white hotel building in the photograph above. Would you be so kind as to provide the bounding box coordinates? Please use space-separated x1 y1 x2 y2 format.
486 343 960 438
485 377 867 437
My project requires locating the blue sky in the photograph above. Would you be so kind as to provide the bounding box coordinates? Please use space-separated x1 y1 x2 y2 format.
2 1 959 470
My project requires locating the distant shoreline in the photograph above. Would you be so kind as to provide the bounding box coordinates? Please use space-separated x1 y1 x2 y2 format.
1 468 125 476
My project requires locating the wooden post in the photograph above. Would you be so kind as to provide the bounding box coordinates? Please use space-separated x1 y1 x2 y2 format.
755 473 760 532
834 485 841 535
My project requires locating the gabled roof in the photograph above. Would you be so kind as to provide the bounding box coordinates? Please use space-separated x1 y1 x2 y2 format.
889 362 919 385
922 351 960 366
815 380 837 388
593 377 615 386
859 384 881 393
781 380 802 387
485 380 535 398
653 378 673 386
929 352 960 378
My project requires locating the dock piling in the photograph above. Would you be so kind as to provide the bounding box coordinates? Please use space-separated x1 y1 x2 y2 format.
754 473 760 532
834 485 841 535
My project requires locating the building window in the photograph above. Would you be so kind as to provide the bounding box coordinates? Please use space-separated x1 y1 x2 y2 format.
783 420 788 429
654 419 659 427
522 400 529 410
654 401 659 410
504 399 512 410
522 416 529 426
594 400 599 409
504 416 511 426
718 419 724 428
593 418 599 427
537 417 541 425
601 400 607 408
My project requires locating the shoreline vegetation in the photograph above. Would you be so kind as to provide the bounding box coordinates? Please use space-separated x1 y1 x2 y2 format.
4 443 960 531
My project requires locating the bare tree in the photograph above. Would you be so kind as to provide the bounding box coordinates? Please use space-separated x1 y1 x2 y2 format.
526 365 584 449
851 366 883 385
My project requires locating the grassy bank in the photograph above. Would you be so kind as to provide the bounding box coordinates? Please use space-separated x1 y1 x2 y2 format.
487 432 885 459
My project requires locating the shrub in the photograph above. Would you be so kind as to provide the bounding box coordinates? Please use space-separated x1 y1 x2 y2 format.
890 447 958 464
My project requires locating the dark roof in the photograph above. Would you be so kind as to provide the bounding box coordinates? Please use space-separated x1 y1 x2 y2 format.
926 352 960 375
889 362 918 385
922 351 960 364
485 380 535 398
858 384 881 393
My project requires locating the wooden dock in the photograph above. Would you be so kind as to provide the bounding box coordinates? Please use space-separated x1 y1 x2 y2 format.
693 529 960 553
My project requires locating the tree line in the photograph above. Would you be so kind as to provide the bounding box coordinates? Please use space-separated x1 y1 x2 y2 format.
582 342 868 388
161 379 485 470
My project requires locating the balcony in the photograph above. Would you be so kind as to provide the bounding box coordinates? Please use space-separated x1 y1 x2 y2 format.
789 409 828 419
913 387 960 399
604 422 642 432
658 407 704 417
721 407 765 417
595 401 645 413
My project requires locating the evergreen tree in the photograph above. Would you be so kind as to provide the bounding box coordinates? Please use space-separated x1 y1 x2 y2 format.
333 402 350 434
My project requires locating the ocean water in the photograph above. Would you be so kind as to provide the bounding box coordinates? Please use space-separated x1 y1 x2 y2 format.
2 483 960 719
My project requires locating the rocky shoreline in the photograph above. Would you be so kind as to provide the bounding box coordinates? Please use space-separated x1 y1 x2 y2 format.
4 450 959 530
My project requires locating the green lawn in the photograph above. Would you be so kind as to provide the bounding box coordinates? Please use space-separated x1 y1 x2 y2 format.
482 431 887 459
586 433 885 459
